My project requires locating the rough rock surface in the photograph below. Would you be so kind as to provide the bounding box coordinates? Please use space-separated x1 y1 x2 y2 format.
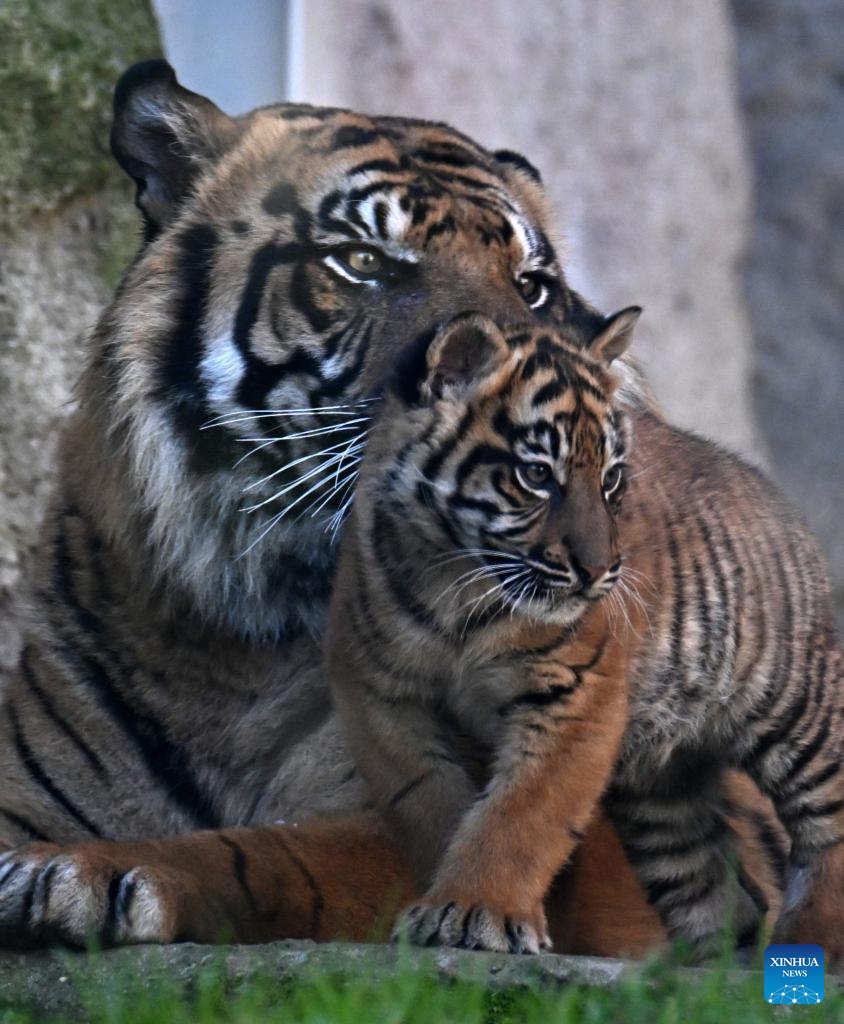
0 0 160 673
0 941 667 1016
732 0 844 622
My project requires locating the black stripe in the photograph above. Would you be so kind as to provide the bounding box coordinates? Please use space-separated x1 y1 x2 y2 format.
660 517 687 695
158 224 225 471
499 683 577 715
278 104 339 121
233 240 307 409
425 902 455 946
52 517 221 829
424 215 456 243
422 167 495 192
650 871 722 918
20 648 107 778
744 810 788 887
116 874 139 933
387 772 433 809
421 407 475 479
703 502 742 676
31 860 59 929
781 760 841 805
454 443 510 487
100 872 124 946
271 832 325 938
694 514 730 679
456 905 479 948
779 797 844 826
532 376 569 407
348 158 405 177
219 836 259 915
371 504 442 632
0 808 50 843
504 916 521 952
332 125 380 149
9 702 102 837
780 716 832 791
374 200 390 240
690 555 712 679
624 819 728 865
411 147 478 169
751 547 798 754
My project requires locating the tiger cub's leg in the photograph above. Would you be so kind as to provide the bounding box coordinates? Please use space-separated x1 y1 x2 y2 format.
0 812 416 948
743 645 844 962
395 643 630 954
607 767 768 956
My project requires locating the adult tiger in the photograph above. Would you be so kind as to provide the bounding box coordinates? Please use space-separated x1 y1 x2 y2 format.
0 60 785 953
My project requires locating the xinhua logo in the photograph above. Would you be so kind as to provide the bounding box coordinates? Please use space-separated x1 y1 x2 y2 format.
764 944 824 1004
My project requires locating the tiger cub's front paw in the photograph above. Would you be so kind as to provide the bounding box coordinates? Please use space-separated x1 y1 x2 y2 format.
391 899 551 954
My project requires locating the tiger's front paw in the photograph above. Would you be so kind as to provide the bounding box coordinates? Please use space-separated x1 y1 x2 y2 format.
391 899 551 954
0 843 180 948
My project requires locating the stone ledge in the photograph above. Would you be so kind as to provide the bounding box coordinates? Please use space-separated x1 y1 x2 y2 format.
0 941 677 1015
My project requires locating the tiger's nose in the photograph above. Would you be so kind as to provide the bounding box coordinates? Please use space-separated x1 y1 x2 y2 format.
541 544 568 568
570 554 615 585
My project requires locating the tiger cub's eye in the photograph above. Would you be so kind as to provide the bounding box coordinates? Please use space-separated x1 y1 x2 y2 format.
517 273 548 309
603 465 624 497
521 462 552 487
345 249 383 276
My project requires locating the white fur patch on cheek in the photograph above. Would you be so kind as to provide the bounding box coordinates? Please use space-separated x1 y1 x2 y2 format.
200 334 246 408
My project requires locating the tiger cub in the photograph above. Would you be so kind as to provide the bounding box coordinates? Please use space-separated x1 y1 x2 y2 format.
326 311 844 955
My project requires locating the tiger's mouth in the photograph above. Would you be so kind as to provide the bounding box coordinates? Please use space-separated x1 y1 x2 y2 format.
484 552 618 621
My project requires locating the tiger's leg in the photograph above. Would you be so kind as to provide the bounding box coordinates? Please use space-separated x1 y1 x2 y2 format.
743 646 844 962
0 811 417 948
606 765 768 957
394 638 629 954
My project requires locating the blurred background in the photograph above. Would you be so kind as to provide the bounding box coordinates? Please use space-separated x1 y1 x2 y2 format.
0 0 841 671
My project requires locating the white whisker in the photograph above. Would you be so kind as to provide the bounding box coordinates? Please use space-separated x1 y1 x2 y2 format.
241 443 364 515
304 461 362 519
202 401 376 430
235 417 371 445
243 435 367 500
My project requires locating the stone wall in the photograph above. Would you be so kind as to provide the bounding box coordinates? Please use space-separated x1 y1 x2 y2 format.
732 0 844 618
0 0 160 671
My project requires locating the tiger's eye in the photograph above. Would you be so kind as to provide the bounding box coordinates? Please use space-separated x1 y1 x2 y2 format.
517 274 547 308
603 465 624 496
345 249 383 276
521 462 552 487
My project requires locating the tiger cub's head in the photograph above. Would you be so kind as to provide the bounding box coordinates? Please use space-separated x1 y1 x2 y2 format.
361 309 641 626
80 60 613 641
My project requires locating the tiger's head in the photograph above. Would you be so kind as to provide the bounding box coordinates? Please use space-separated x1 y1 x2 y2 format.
78 59 626 641
360 309 641 627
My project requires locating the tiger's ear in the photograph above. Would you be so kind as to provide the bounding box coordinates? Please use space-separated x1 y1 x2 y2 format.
111 60 240 238
422 313 511 402
590 306 642 364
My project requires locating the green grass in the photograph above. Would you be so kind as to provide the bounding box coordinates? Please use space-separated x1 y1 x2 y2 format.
0 949 841 1024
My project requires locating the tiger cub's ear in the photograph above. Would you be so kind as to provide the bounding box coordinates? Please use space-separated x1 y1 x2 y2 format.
423 313 511 402
590 306 642 364
111 60 240 239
